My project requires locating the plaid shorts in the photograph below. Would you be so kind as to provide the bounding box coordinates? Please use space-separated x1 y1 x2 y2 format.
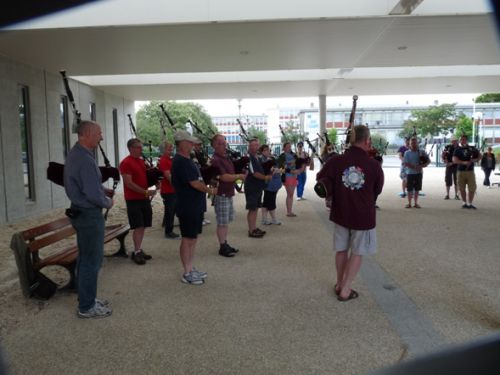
214 195 234 225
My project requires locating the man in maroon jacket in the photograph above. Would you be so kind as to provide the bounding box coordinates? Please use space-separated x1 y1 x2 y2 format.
317 125 384 302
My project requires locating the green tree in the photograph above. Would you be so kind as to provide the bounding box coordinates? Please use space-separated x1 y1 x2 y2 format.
454 114 473 140
327 128 338 146
135 100 216 147
398 104 457 139
247 126 267 145
370 133 388 154
280 120 301 145
474 93 500 103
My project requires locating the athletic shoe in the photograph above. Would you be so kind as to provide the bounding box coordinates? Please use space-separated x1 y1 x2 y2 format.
141 250 152 260
444 195 450 200
262 219 272 225
95 298 109 307
192 267 208 279
131 251 146 265
165 232 180 239
248 229 265 238
225 242 239 253
469 204 477 209
461 203 469 209
455 195 460 200
181 271 204 285
78 304 112 319
219 243 236 257
296 197 303 201
271 219 282 225
202 219 211 225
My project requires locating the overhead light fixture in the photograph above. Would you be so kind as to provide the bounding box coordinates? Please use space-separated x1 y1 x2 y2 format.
338 68 354 76
389 0 424 15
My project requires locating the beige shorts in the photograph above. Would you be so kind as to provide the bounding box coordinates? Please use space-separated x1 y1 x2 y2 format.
333 223 377 256
457 171 477 193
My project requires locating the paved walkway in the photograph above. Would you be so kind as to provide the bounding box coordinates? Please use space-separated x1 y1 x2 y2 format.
1 161 500 374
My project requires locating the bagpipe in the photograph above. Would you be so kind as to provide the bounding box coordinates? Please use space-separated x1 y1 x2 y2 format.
185 118 249 184
343 95 359 151
48 71 122 219
127 114 163 187
314 94 358 205
305 138 323 167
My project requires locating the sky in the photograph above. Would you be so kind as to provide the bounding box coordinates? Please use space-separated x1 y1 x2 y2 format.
136 93 481 117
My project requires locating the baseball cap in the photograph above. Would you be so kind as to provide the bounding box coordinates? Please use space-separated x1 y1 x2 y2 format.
173 130 200 143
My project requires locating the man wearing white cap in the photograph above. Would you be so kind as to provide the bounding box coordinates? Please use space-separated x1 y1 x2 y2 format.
171 130 216 285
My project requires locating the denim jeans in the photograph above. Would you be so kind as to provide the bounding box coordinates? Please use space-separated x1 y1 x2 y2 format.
161 193 177 235
70 206 105 312
297 171 307 198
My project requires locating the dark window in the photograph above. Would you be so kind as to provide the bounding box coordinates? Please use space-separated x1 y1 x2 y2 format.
89 102 98 161
18 85 35 201
89 102 96 121
60 96 70 158
112 108 119 166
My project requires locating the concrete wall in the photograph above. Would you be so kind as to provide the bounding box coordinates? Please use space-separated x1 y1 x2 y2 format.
0 55 134 224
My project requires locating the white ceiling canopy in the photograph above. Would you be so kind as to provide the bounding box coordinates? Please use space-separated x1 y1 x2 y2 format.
1 0 498 100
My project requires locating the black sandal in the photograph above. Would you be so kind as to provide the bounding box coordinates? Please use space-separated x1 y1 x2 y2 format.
337 289 359 302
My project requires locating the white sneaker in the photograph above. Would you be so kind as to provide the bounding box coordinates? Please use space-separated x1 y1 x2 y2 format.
272 219 282 225
263 219 272 225
202 219 211 225
296 197 303 201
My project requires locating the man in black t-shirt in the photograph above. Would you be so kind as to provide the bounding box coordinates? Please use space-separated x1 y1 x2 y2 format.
442 137 459 200
452 135 481 209
172 130 216 285
244 138 271 238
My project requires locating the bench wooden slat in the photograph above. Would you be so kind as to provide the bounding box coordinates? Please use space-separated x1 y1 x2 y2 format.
21 217 71 241
27 226 76 253
34 224 130 269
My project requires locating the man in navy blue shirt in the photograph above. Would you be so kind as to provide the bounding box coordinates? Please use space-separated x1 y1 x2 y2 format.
172 130 216 285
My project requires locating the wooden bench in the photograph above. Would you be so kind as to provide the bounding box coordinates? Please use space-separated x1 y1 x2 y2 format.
492 172 500 187
10 217 129 300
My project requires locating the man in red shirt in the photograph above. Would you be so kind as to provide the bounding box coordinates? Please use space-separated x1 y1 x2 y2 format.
119 138 156 265
158 141 180 239
317 125 384 302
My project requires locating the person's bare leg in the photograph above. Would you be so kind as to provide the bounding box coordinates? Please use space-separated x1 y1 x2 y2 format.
180 237 196 274
247 209 258 232
261 208 268 223
335 250 348 293
339 254 363 299
468 188 475 204
460 186 467 203
216 224 228 245
132 227 145 251
285 185 295 215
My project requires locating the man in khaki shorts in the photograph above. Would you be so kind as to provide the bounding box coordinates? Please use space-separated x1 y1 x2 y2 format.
316 125 384 302
453 135 480 209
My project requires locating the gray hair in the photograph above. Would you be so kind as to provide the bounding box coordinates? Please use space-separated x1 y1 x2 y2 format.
76 120 99 136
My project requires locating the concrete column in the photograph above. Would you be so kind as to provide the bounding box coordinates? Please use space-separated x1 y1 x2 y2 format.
319 94 326 145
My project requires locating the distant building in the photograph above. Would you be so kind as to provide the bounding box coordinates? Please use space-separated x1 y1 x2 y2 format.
211 103 500 149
